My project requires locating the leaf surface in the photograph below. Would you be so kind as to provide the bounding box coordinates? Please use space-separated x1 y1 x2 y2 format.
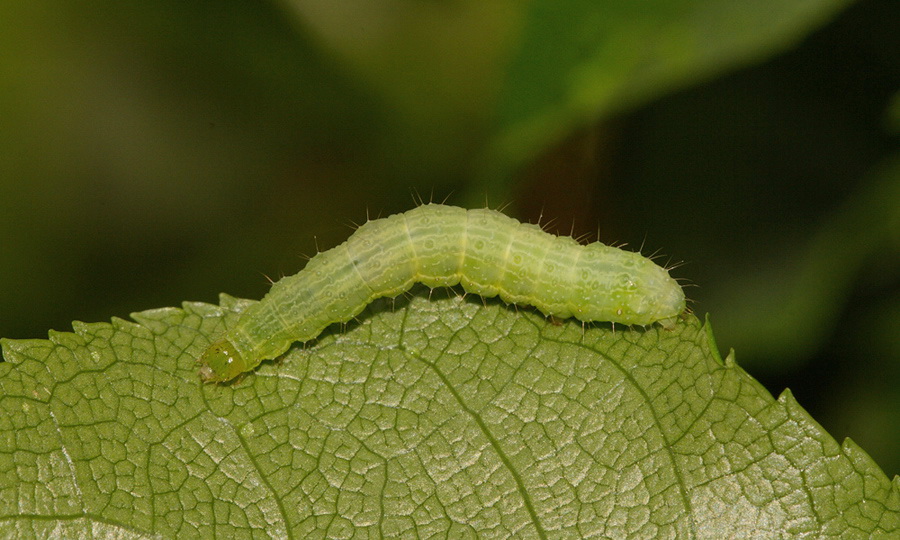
1 292 898 538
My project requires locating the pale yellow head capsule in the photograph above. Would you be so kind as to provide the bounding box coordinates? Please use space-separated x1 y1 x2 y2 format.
198 339 247 383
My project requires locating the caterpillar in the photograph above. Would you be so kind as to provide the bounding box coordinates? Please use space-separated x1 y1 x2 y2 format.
199 204 686 382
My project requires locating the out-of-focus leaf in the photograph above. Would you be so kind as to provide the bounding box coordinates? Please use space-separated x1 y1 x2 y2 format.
712 153 900 363
487 0 856 191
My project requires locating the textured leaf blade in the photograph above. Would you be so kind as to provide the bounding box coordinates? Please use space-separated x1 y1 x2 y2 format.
1 292 898 538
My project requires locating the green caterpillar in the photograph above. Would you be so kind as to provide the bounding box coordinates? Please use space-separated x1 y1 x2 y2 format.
199 204 686 382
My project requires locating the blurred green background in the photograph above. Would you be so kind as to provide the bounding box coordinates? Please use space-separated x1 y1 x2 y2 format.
1 0 897 474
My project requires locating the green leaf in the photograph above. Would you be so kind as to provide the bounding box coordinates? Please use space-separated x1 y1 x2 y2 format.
485 0 856 187
2 292 898 537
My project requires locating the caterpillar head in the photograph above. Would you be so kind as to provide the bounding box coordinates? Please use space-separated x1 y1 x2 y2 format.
198 339 247 383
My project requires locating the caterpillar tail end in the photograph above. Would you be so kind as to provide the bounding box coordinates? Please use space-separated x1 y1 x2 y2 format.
657 316 678 331
198 339 247 383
